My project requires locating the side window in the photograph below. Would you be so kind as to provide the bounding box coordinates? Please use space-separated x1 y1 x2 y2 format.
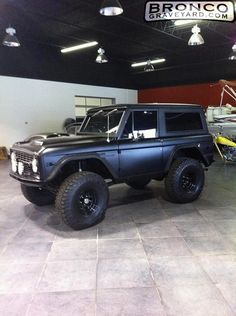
165 112 203 132
122 111 157 139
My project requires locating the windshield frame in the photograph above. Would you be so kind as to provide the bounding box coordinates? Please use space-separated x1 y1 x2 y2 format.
78 108 125 138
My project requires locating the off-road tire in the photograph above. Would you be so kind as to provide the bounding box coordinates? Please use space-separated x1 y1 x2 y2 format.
165 158 204 203
21 184 55 206
126 176 151 189
55 171 109 230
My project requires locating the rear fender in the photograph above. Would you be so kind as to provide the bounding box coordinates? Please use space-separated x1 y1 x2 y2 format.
164 146 208 173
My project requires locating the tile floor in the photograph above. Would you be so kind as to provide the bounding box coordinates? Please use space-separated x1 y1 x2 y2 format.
0 159 236 315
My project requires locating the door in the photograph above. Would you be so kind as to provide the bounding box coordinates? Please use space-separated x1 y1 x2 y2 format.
118 110 163 178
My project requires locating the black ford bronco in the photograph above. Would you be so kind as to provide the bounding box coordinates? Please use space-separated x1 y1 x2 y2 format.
10 104 214 230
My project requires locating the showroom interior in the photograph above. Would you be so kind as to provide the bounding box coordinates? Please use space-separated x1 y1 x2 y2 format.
0 0 236 315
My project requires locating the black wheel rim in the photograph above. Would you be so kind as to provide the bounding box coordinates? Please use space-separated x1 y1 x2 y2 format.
181 172 197 193
79 190 98 217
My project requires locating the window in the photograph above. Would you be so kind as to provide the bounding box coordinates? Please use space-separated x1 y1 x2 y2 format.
75 96 114 117
165 112 203 132
122 111 157 139
80 109 124 135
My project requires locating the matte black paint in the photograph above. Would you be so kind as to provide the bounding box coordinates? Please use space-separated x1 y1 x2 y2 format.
10 103 214 188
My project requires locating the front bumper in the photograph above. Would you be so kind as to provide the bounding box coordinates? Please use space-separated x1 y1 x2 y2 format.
9 172 44 187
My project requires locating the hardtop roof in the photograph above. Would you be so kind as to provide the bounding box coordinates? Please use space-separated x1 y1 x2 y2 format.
88 103 202 112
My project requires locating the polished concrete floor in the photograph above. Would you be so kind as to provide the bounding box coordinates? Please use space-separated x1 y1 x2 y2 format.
0 159 236 316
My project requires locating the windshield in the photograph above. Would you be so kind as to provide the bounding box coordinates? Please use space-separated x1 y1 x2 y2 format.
79 109 124 136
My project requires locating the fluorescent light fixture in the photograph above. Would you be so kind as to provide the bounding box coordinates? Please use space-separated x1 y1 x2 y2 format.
174 20 197 26
131 58 166 68
188 24 204 46
61 41 98 53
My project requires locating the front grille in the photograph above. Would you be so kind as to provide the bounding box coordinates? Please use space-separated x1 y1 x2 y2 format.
15 151 33 164
13 151 39 179
22 163 34 177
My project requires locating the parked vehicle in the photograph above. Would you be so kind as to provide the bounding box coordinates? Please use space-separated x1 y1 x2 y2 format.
207 79 236 140
10 104 214 230
214 132 236 162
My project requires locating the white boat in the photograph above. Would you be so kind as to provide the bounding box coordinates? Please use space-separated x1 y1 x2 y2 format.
214 114 236 122
207 80 236 139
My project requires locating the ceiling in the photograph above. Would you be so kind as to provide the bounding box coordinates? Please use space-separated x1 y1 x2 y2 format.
0 0 236 89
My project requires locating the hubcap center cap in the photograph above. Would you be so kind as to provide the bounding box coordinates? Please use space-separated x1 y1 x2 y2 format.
84 198 90 204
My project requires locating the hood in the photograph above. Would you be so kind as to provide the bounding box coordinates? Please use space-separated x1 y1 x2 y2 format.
12 132 110 154
40 133 108 147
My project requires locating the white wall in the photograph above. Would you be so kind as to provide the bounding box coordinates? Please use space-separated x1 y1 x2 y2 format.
0 76 137 149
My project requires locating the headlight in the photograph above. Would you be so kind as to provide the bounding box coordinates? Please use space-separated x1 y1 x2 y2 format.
11 152 17 173
32 157 38 173
18 162 24 175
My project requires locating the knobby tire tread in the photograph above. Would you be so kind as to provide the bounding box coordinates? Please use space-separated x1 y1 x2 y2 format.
165 158 204 203
55 171 108 229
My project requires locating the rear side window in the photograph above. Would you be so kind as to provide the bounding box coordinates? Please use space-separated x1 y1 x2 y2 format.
165 112 203 132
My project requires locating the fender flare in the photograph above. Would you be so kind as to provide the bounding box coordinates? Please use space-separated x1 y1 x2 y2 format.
164 145 207 173
46 154 117 181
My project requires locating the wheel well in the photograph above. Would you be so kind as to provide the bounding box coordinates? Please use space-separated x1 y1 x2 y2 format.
51 159 113 187
82 158 113 179
172 148 206 165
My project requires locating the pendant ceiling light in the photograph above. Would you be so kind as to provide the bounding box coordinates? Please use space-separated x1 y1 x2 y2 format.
100 0 123 16
188 24 204 46
144 60 155 72
229 42 236 60
131 58 166 68
3 27 20 47
96 48 108 63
